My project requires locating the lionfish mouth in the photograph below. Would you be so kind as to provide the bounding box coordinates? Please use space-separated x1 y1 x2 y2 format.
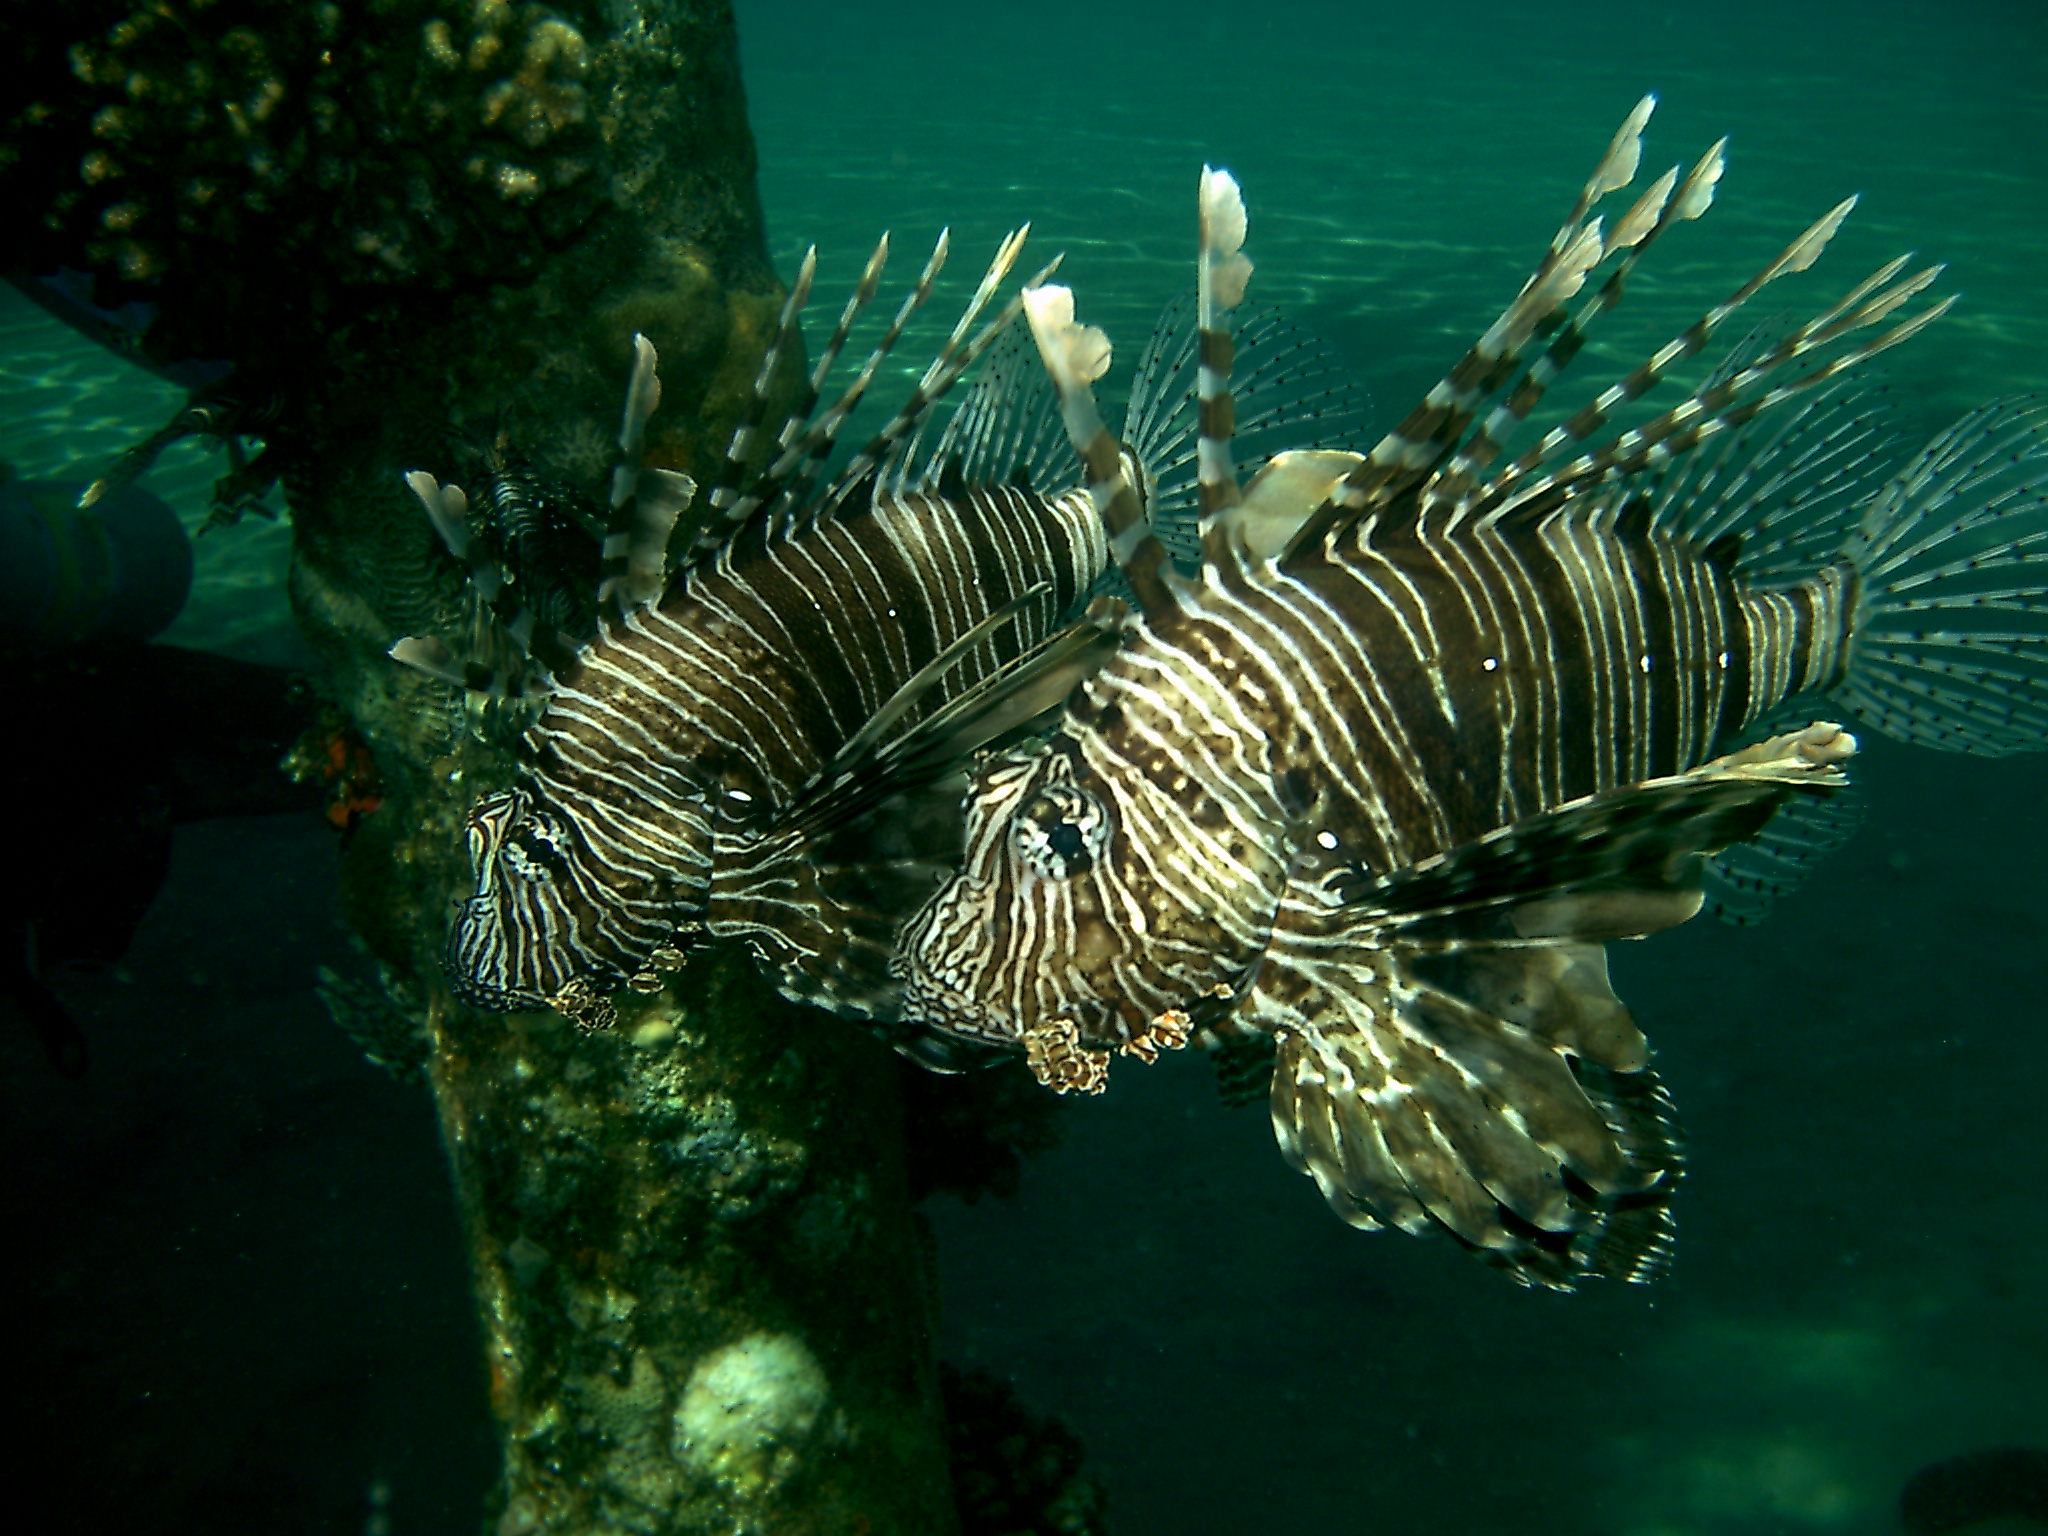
896 967 1010 1049
444 971 551 1014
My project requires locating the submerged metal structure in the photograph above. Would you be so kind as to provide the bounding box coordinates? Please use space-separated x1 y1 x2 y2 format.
5 1 960 1529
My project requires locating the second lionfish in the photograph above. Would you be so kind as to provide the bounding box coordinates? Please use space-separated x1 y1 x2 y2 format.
393 224 1357 1033
897 98 2048 1287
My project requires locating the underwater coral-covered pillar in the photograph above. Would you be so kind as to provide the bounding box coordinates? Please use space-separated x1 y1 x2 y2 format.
280 10 964 1535
5 0 960 1530
420 957 956 1535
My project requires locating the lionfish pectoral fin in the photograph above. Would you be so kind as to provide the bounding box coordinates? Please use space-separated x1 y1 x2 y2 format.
1703 713 1870 923
1263 721 1860 1287
815 581 1060 781
771 606 1125 845
1335 721 1858 932
1258 926 1680 1290
708 839 906 1022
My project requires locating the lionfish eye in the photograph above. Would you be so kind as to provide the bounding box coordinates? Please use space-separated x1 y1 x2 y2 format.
1014 784 1109 880
503 816 568 881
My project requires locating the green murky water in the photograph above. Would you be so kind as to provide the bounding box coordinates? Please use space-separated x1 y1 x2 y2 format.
5 1 2042 1530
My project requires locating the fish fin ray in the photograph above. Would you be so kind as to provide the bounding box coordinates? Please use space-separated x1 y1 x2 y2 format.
1333 722 1858 935
1124 294 1374 571
1262 933 1681 1289
770 602 1126 845
1834 394 2048 755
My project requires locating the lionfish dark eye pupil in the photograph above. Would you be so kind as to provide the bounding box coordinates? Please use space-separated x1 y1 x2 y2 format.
1047 823 1086 861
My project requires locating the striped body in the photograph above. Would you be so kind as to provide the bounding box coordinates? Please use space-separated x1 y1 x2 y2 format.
901 502 1848 1059
454 480 1104 1023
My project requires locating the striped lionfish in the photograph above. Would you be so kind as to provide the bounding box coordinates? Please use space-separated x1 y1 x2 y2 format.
896 97 2048 1287
392 226 1357 1035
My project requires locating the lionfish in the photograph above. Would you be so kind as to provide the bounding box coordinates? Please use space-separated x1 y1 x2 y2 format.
393 226 1358 1034
896 97 2048 1287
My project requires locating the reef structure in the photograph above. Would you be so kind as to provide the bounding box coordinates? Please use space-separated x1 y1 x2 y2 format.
5 2 961 1531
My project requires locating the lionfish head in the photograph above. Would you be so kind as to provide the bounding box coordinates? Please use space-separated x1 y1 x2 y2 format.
898 719 1286 1088
446 786 616 1014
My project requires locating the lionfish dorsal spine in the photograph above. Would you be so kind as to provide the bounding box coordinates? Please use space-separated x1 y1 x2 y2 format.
1184 169 1374 563
1277 96 1668 557
1476 258 1952 526
597 334 697 617
1193 165 1251 537
1425 139 1720 512
756 229 951 534
389 469 562 697
812 226 1047 519
1470 194 1869 514
684 245 821 558
1020 282 1179 621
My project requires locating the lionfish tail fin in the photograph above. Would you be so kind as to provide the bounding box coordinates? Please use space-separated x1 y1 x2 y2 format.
1022 283 1180 619
1831 394 2048 754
